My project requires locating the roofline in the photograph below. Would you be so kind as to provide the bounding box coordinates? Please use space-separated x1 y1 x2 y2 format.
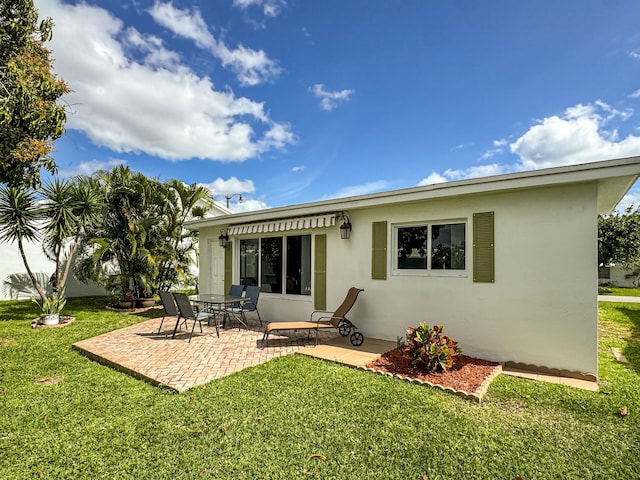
186 156 640 230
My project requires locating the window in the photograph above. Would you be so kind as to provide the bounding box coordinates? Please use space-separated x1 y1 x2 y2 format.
239 235 311 295
261 237 282 293
395 222 466 272
431 223 465 270
286 235 311 295
397 226 428 269
239 239 258 286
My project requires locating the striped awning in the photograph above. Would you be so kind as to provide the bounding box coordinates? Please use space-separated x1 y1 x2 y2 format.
227 213 337 235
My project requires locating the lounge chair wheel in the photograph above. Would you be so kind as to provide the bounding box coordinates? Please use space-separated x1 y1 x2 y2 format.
350 331 364 346
338 321 351 336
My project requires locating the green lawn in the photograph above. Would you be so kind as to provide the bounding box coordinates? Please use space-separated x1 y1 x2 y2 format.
598 285 640 296
0 297 639 479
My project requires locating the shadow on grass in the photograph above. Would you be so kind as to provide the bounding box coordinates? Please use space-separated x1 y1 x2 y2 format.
613 306 640 374
0 299 38 322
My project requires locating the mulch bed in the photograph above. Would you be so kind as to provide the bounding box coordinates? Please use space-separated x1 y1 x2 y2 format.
364 348 501 401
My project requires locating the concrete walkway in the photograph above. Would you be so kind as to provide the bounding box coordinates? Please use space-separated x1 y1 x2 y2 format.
598 295 640 303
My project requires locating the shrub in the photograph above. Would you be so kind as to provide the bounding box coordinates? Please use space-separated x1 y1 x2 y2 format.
401 323 461 373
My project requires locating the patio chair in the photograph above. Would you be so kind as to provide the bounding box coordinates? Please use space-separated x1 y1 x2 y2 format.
226 284 246 312
261 287 364 347
156 290 182 335
229 285 262 326
172 292 218 343
229 284 245 298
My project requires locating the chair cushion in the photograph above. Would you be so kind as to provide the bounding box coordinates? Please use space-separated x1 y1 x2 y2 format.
265 321 332 333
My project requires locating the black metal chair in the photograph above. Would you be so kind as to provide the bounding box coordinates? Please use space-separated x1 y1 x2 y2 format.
172 293 217 342
156 291 182 335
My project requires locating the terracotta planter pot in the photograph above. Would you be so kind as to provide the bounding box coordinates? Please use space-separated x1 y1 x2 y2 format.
136 298 155 308
118 300 135 309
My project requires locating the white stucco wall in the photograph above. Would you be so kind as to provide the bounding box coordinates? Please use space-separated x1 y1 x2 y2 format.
199 181 599 375
0 241 108 300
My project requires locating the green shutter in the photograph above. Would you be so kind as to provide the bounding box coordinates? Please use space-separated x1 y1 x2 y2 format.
314 234 327 310
473 212 494 283
372 221 388 280
224 241 233 293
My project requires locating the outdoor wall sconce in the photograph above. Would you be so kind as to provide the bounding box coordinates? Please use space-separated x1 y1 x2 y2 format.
218 230 229 248
340 216 352 240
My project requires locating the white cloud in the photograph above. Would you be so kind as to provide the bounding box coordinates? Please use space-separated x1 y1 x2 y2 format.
201 177 256 196
323 181 390 200
58 159 125 178
421 99 640 189
233 0 286 17
36 0 293 163
630 89 640 99
477 138 508 161
630 48 640 60
199 177 271 212
418 172 448 186
148 1 215 49
291 166 304 172
510 101 640 169
149 1 281 86
230 198 269 212
310 84 355 111
419 164 506 185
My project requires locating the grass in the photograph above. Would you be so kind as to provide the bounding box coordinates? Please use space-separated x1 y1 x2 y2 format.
598 285 640 296
0 297 639 479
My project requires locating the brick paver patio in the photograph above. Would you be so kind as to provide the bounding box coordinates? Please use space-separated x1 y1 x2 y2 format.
72 315 356 392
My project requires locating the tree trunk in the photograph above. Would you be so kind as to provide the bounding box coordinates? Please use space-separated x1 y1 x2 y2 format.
18 238 47 301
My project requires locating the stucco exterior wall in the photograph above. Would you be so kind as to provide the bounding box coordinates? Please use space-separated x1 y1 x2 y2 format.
0 241 107 300
199 181 599 375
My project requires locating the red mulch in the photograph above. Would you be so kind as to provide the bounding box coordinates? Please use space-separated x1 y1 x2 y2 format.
365 348 500 394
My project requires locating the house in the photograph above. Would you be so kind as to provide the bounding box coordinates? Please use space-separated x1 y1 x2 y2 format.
598 264 638 288
186 156 640 377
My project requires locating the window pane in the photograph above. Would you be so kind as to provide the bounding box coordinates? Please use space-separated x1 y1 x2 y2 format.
239 239 259 286
286 235 311 295
431 223 465 270
397 226 428 269
261 237 282 293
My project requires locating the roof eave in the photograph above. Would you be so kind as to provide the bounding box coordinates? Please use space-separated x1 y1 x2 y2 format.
185 156 640 230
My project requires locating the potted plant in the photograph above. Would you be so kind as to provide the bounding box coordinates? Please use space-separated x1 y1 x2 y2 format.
136 289 155 308
32 291 67 326
118 291 135 309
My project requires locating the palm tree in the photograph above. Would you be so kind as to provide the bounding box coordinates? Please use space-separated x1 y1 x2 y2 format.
75 167 211 296
0 177 104 310
0 185 47 301
41 176 103 294
154 180 211 291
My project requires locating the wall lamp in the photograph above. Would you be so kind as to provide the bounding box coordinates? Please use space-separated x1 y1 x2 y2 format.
218 230 229 248
340 215 352 240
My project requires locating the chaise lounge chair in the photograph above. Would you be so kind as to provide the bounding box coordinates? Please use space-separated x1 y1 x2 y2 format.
261 287 364 347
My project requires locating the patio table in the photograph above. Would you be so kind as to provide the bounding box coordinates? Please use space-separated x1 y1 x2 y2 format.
189 294 251 329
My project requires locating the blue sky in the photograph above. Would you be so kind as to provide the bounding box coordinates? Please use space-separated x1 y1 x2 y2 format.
36 0 640 212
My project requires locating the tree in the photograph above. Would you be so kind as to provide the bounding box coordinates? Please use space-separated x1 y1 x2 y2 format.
75 166 210 297
0 0 69 188
598 207 640 285
0 185 47 300
41 177 103 294
0 177 103 308
154 179 211 291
